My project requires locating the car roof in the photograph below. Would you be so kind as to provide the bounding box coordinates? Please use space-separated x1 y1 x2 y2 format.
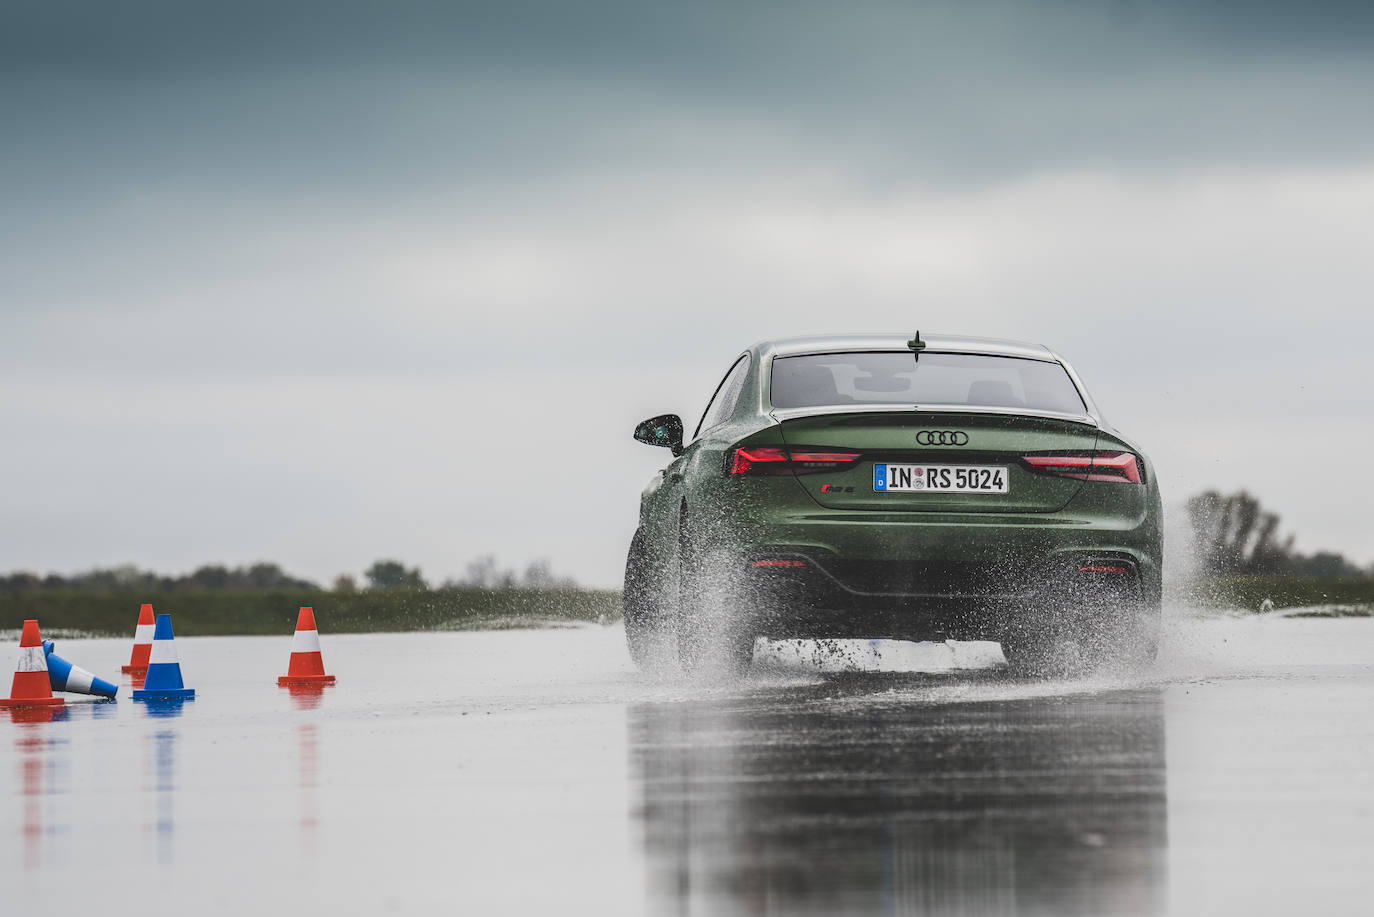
754 333 1060 363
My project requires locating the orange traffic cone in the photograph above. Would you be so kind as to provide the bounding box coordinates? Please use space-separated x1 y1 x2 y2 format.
278 607 336 686
122 603 156 674
1 621 65 708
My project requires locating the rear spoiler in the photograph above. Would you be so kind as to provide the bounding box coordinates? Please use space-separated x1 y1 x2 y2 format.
768 403 1100 427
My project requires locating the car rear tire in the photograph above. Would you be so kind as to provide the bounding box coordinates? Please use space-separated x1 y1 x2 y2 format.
1004 621 1156 677
623 530 672 672
675 528 756 677
1003 580 1159 677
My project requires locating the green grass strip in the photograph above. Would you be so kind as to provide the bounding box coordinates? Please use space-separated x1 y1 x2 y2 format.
0 588 623 637
1183 575 1374 612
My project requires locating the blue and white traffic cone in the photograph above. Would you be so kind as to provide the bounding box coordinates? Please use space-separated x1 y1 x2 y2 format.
131 614 195 701
42 640 118 699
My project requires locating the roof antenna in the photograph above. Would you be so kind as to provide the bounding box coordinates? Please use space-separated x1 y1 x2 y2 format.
907 330 926 362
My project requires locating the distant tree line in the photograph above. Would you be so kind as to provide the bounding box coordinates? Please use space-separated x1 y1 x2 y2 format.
0 562 318 595
332 556 578 592
1 557 579 595
449 555 578 590
1188 490 1370 578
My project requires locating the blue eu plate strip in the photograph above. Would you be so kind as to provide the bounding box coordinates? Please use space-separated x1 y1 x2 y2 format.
873 463 888 492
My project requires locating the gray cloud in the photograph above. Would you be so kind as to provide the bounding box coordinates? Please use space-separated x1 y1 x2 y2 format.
6 0 1374 205
3 1 1373 583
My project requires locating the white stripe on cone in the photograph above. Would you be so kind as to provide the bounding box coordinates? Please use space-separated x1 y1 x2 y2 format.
148 640 180 665
64 667 95 693
290 629 322 654
133 624 155 643
16 645 47 673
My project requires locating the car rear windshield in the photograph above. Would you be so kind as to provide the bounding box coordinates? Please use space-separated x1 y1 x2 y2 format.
770 352 1088 414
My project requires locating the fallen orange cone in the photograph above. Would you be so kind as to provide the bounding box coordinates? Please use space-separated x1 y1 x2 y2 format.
278 607 336 686
122 603 155 674
1 620 65 708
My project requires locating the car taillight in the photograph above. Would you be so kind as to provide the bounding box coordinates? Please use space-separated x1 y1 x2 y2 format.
1023 451 1142 484
727 447 862 476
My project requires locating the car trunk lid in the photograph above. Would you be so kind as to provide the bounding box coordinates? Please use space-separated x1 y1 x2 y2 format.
775 410 1099 512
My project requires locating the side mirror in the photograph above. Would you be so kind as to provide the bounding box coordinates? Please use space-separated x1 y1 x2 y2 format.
634 414 684 456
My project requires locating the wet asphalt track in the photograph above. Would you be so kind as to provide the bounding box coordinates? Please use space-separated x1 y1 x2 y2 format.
3 614 1374 917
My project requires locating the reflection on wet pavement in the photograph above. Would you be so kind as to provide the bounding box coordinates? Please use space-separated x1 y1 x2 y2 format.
285 684 327 853
1 623 1372 916
298 722 318 854
150 729 176 865
286 684 328 712
18 726 46 869
9 707 69 870
632 680 1166 916
129 697 187 865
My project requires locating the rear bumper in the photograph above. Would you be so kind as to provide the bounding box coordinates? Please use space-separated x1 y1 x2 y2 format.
741 551 1147 642
719 492 1161 642
738 506 1160 576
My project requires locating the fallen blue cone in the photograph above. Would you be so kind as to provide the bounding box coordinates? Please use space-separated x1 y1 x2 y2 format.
42 640 118 699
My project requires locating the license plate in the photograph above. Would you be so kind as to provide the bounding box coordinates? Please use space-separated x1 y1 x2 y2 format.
874 463 1009 493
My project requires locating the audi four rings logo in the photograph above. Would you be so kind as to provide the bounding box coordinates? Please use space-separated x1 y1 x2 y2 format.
916 430 969 446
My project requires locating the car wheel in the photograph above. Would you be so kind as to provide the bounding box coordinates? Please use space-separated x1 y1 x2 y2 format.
1077 581 1160 672
1003 582 1159 677
674 524 756 676
623 530 672 672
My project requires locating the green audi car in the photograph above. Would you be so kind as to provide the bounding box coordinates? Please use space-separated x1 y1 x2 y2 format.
624 333 1162 674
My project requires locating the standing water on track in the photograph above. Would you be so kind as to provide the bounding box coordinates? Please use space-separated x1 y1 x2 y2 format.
2 606 1373 916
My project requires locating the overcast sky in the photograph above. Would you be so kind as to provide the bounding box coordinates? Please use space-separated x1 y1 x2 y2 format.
3 1 1372 587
